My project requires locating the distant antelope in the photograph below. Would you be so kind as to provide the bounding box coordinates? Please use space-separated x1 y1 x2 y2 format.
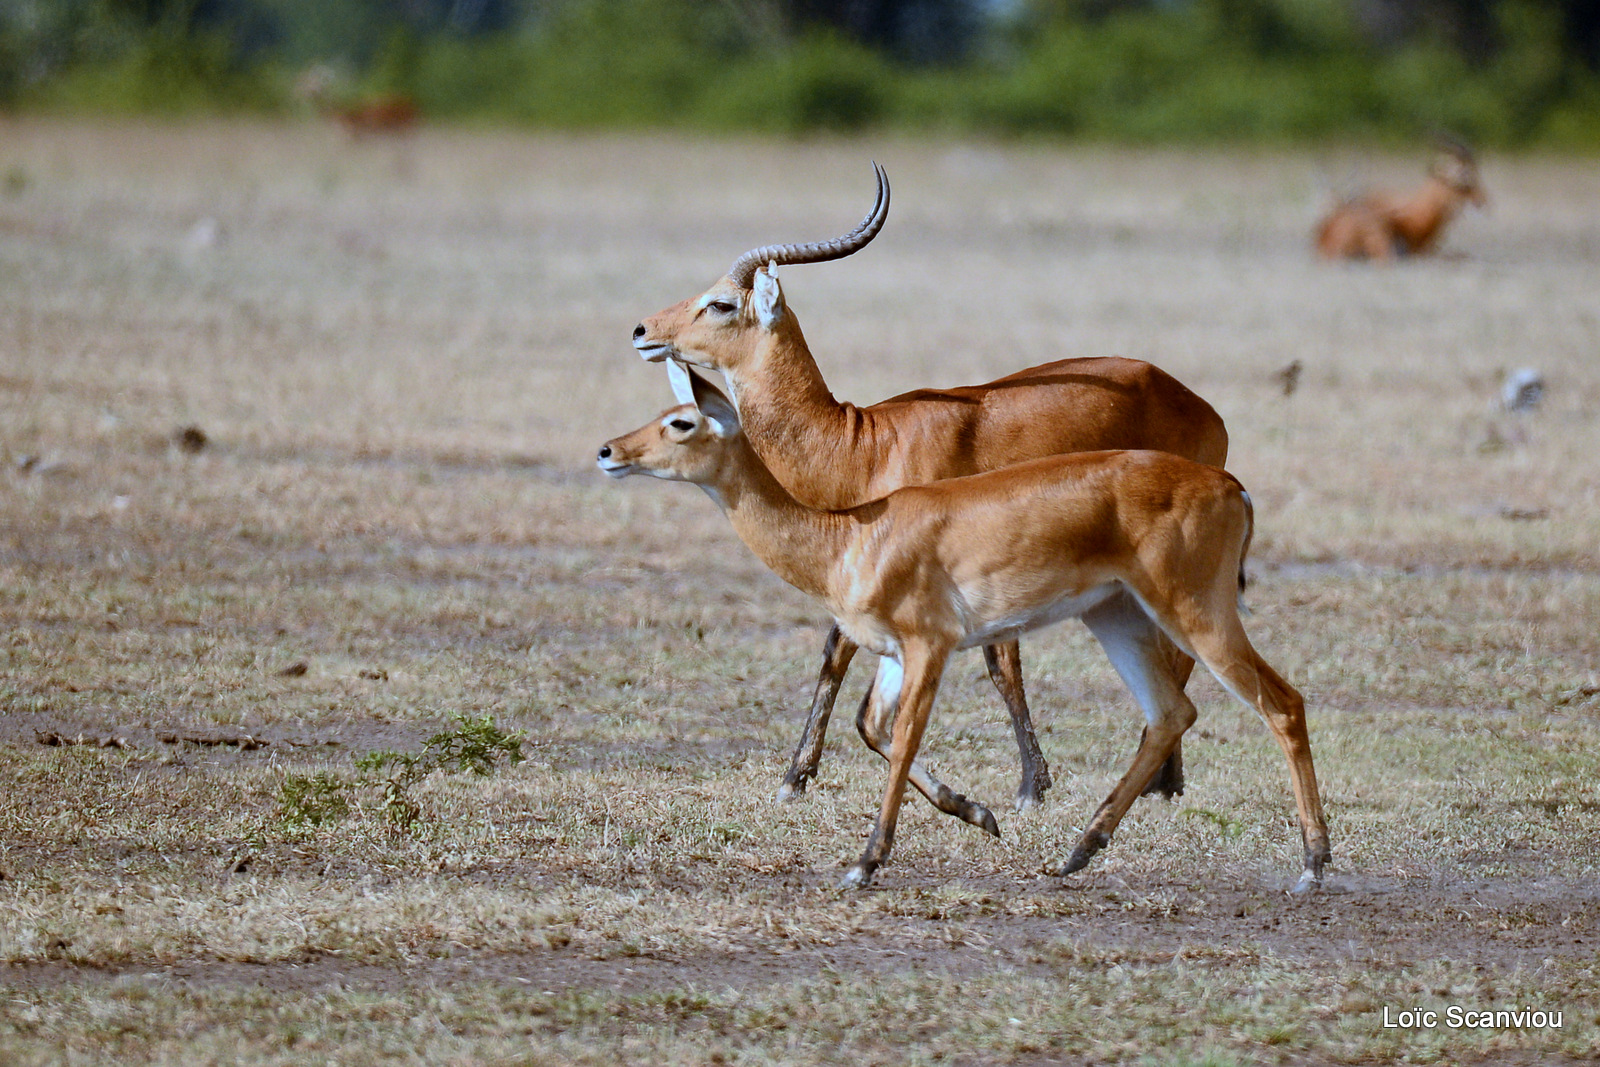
598 360 1330 891
295 65 419 137
632 165 1228 811
1315 140 1486 260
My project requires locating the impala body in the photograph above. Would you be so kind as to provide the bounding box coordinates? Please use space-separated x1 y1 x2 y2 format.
295 68 419 136
597 366 1330 891
1316 143 1486 260
329 94 419 135
632 166 1228 809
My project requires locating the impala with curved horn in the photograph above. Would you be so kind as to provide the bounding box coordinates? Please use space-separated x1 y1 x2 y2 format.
1316 138 1487 260
598 367 1330 891
633 164 1228 813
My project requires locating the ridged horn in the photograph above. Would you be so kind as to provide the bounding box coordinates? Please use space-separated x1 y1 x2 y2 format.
727 162 890 289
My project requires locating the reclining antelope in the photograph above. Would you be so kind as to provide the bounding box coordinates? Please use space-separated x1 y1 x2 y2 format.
598 361 1330 891
632 165 1228 811
1315 139 1486 260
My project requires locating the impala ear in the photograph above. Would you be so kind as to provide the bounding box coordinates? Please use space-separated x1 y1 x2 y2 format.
685 364 740 437
665 357 698 406
752 263 784 329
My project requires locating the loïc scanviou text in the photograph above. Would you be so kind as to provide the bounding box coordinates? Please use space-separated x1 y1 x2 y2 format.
1382 1006 1563 1030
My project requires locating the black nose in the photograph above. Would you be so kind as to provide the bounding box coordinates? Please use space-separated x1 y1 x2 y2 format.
598 445 612 460
633 324 646 340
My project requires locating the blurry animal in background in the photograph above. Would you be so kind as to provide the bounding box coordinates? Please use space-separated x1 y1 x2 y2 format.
631 165 1230 814
1502 368 1545 413
1275 359 1303 398
295 65 419 137
1314 139 1486 261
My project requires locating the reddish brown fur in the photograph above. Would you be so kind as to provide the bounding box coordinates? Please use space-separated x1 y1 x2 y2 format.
598 379 1330 890
635 265 1228 809
1315 149 1486 260
327 94 420 136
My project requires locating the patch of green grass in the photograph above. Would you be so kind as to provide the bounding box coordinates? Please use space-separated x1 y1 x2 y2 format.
277 771 352 828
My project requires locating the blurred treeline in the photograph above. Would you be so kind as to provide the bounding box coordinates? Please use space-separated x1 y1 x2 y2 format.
3 0 1599 146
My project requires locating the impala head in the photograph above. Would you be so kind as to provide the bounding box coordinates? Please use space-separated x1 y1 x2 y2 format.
1430 136 1487 208
631 163 890 374
597 361 742 487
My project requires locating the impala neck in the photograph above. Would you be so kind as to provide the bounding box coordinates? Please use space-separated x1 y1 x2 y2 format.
1395 179 1462 248
724 317 872 510
699 434 853 604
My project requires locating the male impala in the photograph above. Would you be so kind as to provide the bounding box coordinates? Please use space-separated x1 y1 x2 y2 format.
597 363 1331 891
632 165 1228 810
1315 140 1486 260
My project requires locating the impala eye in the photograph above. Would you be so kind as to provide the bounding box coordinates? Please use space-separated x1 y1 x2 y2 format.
706 300 736 314
668 418 695 432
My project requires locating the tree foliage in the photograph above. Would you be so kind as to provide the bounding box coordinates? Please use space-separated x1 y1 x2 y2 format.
3 0 1599 145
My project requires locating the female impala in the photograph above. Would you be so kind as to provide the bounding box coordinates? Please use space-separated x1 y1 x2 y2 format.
598 361 1331 892
632 165 1228 811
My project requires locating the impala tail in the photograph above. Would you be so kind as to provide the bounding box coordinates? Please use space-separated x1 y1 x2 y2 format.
1238 487 1254 608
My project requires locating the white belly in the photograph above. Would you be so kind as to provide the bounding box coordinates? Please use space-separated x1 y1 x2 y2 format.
956 582 1120 650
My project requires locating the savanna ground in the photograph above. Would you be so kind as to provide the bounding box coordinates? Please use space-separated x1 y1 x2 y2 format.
1 119 1597 1065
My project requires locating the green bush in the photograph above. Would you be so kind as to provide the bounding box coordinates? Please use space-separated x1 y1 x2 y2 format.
700 34 893 134
29 21 280 115
275 714 524 836
9 0 1600 148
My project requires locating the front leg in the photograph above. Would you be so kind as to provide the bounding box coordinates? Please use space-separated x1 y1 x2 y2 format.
841 640 952 889
778 623 857 802
855 667 999 837
982 641 1052 810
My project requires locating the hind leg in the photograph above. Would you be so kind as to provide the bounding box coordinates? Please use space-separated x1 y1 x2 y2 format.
1052 596 1198 876
1130 593 1196 799
1188 623 1331 892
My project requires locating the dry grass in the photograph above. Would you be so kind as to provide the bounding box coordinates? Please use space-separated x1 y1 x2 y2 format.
2 118 1598 1065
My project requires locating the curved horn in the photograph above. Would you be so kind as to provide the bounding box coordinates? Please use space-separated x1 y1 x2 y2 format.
727 162 890 289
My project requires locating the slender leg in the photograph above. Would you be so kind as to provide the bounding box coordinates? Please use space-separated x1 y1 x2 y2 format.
1054 588 1331 892
1052 597 1197 877
1188 625 1331 893
981 641 1052 810
1139 618 1195 800
842 639 954 889
855 662 998 837
777 623 857 802
1094 590 1192 801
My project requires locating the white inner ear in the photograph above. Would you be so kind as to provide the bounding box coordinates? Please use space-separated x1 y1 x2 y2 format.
752 268 784 329
666 358 697 406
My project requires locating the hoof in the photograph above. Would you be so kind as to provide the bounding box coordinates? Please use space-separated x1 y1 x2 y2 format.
977 806 1001 839
1140 748 1185 800
838 864 875 890
775 779 807 803
1291 868 1322 895
1014 781 1049 812
1140 769 1185 800
1051 829 1111 877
